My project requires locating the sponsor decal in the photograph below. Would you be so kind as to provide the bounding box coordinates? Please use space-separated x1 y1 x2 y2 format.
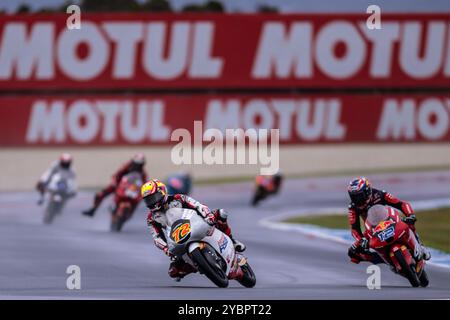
170 220 191 244
0 14 449 89
1 95 450 146
218 234 229 253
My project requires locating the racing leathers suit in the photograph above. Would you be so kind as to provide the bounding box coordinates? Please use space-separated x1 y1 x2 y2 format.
146 194 239 278
36 161 77 203
347 188 421 264
84 160 147 216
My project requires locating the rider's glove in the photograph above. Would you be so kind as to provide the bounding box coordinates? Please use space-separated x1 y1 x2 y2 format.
215 208 228 222
204 213 216 226
402 214 417 225
163 246 173 258
196 204 211 218
360 238 369 250
36 181 45 194
352 238 369 252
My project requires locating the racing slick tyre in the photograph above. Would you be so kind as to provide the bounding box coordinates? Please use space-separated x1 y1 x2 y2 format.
110 205 129 232
251 188 266 206
43 200 59 224
190 247 229 288
237 262 256 288
394 250 420 287
419 269 429 288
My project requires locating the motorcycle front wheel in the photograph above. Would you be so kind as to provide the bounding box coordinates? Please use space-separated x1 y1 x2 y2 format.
394 250 420 287
43 199 61 224
418 269 429 287
110 204 130 232
190 247 229 288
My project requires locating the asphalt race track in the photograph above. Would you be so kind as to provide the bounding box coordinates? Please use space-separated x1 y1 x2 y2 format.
1 171 450 299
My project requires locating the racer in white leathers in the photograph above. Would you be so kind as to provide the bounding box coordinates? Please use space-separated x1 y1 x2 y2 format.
36 153 77 204
141 179 246 279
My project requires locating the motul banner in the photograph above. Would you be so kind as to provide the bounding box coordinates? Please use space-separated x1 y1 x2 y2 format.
1 95 449 146
1 13 450 89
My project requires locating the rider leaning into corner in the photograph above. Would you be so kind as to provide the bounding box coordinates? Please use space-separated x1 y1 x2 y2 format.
82 153 147 217
36 153 77 204
347 177 431 265
141 179 246 280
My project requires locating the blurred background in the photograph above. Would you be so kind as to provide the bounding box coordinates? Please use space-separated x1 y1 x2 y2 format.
1 0 450 190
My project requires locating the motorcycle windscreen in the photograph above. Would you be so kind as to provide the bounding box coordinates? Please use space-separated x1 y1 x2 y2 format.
367 204 390 227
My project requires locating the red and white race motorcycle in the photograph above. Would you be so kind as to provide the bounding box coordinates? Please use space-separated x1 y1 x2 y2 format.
110 172 143 232
365 205 429 287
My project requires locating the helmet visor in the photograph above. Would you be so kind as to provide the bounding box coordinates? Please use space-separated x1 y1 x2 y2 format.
144 192 164 209
350 191 369 207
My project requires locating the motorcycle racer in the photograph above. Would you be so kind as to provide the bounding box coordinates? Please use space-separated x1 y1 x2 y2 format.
251 172 283 206
141 179 246 279
82 154 147 217
347 177 431 264
36 153 77 204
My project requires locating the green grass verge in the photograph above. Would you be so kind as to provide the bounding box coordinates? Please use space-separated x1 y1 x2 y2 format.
193 164 450 186
284 207 450 253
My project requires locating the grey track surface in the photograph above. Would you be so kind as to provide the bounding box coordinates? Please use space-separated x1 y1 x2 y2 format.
1 171 450 299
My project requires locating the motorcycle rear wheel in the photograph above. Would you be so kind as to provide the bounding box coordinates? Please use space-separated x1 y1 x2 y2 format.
190 247 229 288
394 250 420 287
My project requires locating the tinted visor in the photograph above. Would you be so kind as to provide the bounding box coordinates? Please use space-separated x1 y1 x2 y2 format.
130 163 144 172
60 160 71 169
350 191 369 206
144 192 164 209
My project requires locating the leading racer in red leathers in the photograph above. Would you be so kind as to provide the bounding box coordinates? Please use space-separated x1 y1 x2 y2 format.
347 177 431 264
141 179 246 280
82 154 147 217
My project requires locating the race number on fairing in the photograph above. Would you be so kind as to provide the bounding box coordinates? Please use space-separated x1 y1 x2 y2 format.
377 225 395 242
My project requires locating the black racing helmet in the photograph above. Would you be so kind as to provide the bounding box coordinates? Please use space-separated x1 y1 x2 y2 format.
59 153 72 169
348 177 372 207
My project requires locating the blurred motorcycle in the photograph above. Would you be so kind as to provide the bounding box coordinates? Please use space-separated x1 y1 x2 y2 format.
165 207 256 288
251 173 283 206
366 205 429 287
165 173 192 195
110 172 143 232
42 171 76 224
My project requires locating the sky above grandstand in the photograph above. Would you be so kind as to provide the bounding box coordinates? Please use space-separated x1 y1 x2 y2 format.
2 0 450 13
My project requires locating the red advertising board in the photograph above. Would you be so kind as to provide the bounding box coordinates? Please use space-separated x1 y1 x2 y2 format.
0 13 450 89
1 94 449 146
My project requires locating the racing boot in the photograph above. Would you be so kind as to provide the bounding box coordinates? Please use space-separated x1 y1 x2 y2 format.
348 246 384 265
168 258 197 280
422 246 431 261
82 207 96 217
412 230 431 261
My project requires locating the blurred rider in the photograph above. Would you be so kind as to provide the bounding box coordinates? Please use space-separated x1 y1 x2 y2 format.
165 171 192 195
36 153 76 204
141 179 246 280
251 172 283 206
82 154 147 217
347 177 431 264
